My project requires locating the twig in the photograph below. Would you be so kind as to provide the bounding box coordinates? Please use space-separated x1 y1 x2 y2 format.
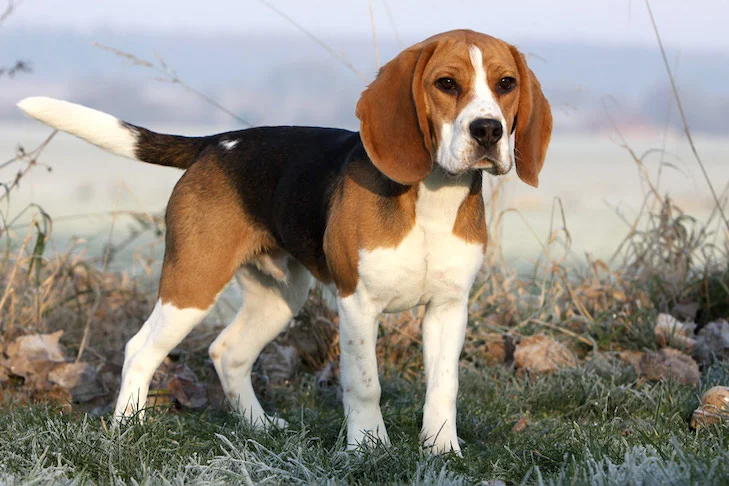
75 286 101 363
76 183 122 361
258 0 369 83
0 0 23 26
645 0 729 233
380 0 404 49
94 43 252 127
368 0 381 69
530 318 597 350
0 222 34 327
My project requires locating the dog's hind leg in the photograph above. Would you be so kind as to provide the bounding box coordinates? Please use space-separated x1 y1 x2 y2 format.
209 258 313 428
116 300 211 420
114 156 274 421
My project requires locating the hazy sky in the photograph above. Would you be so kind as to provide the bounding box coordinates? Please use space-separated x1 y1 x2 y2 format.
7 0 729 52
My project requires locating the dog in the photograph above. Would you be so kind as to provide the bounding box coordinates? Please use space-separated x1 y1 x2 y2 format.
17 29 551 455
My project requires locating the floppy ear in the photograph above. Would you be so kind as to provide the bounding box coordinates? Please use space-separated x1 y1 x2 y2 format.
509 46 552 188
356 43 436 185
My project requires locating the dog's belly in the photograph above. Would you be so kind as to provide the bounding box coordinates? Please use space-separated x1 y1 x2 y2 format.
358 227 484 313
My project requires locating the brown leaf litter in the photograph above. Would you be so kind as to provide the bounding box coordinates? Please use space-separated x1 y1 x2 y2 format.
513 334 577 375
148 357 209 410
0 330 108 406
638 348 701 386
694 319 729 365
691 386 729 429
655 313 696 353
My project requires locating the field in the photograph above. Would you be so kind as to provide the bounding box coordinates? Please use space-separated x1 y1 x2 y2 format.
1 122 729 484
2 9 729 483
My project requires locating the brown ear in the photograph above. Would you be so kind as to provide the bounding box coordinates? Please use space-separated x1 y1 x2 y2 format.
356 43 436 185
509 46 552 188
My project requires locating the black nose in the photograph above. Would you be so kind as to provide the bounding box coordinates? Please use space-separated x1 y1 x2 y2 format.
469 118 503 148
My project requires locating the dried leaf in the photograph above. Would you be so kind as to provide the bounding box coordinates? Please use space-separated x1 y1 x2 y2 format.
655 313 696 353
4 331 65 362
512 417 528 432
514 334 577 374
640 348 700 385
48 362 103 402
691 386 729 429
168 377 207 409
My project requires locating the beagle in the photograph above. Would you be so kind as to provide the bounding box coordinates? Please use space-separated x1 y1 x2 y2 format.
17 29 551 455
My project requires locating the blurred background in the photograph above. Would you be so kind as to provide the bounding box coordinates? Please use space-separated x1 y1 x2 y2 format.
2 0 728 269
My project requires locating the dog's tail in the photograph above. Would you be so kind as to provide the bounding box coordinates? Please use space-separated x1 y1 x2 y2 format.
17 97 209 170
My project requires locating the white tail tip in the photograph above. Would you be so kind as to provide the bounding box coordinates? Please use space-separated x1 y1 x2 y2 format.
17 96 138 160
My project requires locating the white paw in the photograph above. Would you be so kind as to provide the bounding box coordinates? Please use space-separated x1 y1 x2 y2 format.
347 417 390 450
420 427 462 456
259 414 289 430
236 409 289 430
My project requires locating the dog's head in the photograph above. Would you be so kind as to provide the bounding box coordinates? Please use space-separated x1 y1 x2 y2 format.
356 29 552 187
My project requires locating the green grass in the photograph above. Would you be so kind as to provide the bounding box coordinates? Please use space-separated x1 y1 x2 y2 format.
2 360 729 485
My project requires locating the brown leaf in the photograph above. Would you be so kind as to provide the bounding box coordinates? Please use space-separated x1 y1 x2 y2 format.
48 362 104 402
4 331 65 362
514 334 577 375
691 386 729 429
168 377 208 409
512 417 528 432
655 313 695 353
640 348 700 385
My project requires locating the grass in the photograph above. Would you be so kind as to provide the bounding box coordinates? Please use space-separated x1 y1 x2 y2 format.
2 362 729 484
2 3 729 483
0 127 727 485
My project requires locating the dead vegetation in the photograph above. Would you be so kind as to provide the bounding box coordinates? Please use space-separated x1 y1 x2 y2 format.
0 0 727 419
1 133 727 415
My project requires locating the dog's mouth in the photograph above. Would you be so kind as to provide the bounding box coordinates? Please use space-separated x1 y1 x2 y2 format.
472 154 509 175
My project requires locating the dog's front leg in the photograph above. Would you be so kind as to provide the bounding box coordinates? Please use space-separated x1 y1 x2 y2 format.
338 292 390 450
420 298 468 455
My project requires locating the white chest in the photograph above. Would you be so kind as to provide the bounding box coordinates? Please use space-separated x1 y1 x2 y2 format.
356 173 485 313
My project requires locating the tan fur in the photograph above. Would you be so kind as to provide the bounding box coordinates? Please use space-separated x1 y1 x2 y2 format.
356 43 437 185
509 45 553 187
452 172 488 250
324 159 418 297
158 152 278 309
160 30 551 307
331 30 551 293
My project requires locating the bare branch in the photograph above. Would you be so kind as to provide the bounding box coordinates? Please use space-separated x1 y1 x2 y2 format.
258 0 369 83
368 0 381 69
645 0 729 233
94 43 252 127
0 0 24 26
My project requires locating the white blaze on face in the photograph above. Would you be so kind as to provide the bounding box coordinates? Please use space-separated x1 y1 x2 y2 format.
436 45 513 176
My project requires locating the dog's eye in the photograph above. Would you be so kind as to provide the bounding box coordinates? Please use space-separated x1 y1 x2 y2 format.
436 77 459 93
497 76 516 94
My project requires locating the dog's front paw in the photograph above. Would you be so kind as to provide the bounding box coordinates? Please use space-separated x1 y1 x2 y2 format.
346 412 390 450
420 425 462 456
236 409 289 430
260 414 289 430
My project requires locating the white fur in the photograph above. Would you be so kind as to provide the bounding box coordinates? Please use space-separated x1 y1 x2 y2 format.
116 300 210 419
436 46 513 176
17 97 138 159
220 139 239 150
209 262 312 428
338 170 484 454
116 261 312 427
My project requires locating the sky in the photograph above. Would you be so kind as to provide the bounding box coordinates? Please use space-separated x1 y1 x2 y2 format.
6 0 729 53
